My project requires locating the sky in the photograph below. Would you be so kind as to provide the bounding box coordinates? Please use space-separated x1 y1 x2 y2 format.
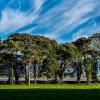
0 0 100 42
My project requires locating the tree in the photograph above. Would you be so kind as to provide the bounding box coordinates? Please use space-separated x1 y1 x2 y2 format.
0 37 4 63
57 43 82 83
1 32 99 85
32 50 41 84
23 54 33 85
84 54 92 84
91 57 98 82
73 37 92 83
32 59 38 84
49 57 59 83
23 44 35 85
73 61 82 83
72 37 91 54
3 39 23 84
4 40 16 84
7 40 20 84
90 33 100 82
0 37 3 45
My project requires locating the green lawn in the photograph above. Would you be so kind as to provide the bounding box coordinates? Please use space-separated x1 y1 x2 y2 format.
0 84 100 89
0 84 100 100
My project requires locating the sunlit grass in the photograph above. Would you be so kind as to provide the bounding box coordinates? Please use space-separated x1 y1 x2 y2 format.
0 84 100 89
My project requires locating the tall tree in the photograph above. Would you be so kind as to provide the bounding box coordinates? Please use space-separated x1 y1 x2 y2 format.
73 37 92 83
84 54 92 84
5 39 21 84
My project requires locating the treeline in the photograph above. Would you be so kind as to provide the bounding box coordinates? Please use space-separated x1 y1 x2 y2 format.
0 33 100 85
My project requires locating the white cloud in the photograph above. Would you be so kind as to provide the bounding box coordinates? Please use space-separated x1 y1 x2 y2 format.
0 8 37 34
34 0 45 13
19 27 36 34
0 0 100 42
71 24 100 42
72 32 88 41
33 0 98 41
0 0 46 36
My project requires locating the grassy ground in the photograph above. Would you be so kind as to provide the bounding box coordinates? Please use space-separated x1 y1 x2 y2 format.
0 84 100 100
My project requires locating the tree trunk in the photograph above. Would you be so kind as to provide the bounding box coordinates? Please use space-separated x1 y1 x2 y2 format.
86 71 91 84
33 65 37 84
92 60 98 83
92 69 98 83
86 65 91 84
8 67 13 85
11 66 14 85
14 55 19 84
84 57 92 84
77 72 81 84
34 72 37 84
77 63 82 84
54 71 57 83
59 71 63 84
15 68 18 84
25 65 27 83
27 62 31 85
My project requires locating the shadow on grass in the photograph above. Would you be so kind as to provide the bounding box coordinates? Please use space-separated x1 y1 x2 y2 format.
0 89 100 100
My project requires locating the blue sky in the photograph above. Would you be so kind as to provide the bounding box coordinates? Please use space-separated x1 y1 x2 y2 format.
0 0 100 42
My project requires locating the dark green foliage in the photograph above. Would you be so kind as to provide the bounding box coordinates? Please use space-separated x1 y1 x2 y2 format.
0 33 100 84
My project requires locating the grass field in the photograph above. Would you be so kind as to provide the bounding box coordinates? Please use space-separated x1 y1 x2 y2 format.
0 84 100 100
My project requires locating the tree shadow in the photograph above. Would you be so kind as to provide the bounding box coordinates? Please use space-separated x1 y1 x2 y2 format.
0 89 100 100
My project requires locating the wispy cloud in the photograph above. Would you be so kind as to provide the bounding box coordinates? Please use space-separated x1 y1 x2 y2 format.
31 0 99 40
0 0 45 38
34 0 45 13
0 8 37 33
0 0 100 42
